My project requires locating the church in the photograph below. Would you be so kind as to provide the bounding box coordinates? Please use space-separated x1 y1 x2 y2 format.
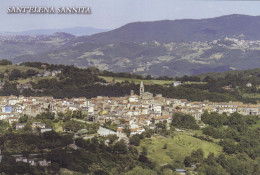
139 81 153 99
129 81 154 100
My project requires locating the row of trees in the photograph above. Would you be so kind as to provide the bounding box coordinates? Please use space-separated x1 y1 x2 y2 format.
0 61 258 104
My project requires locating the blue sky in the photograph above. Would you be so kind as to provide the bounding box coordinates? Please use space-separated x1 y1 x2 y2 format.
1 0 260 32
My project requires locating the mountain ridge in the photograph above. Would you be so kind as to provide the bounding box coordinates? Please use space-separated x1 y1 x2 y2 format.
0 26 109 36
75 14 260 43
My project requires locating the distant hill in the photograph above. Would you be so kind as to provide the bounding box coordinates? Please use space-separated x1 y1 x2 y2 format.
76 14 260 43
1 26 109 36
12 37 260 77
4 14 260 77
0 34 75 60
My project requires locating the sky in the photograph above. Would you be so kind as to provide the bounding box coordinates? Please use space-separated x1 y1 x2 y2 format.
1 0 260 32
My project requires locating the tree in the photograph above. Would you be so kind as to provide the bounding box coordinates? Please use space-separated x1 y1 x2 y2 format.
191 149 204 163
0 59 12 65
107 134 118 145
184 149 204 167
1 82 19 96
171 113 199 130
141 146 148 156
0 73 4 79
0 120 9 133
63 120 85 132
124 166 157 175
57 112 65 120
201 111 226 128
36 111 55 120
49 162 60 172
129 135 140 146
72 110 85 119
18 115 29 123
113 140 127 154
184 156 193 167
219 139 237 154
26 69 38 77
145 130 152 138
9 69 22 80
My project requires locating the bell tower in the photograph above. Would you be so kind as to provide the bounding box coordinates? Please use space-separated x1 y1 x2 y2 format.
140 81 144 95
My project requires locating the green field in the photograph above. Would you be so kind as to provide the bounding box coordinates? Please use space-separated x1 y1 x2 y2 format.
183 81 207 85
99 76 206 85
99 76 173 85
139 132 222 169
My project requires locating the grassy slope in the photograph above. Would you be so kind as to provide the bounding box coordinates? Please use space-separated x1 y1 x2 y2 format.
99 76 173 85
251 119 260 129
99 76 206 85
139 132 222 169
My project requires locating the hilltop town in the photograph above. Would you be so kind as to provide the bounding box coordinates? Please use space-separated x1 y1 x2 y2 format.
0 81 259 137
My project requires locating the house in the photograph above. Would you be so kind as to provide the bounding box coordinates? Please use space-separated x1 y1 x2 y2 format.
40 128 52 133
0 113 13 120
38 159 51 166
8 97 19 105
68 143 78 150
98 127 117 136
51 70 62 77
151 104 162 114
192 111 202 121
41 64 47 69
43 71 51 77
238 105 259 116
130 128 145 136
173 81 182 87
32 122 46 129
24 105 44 117
2 105 12 113
28 159 36 166
222 85 234 91
153 115 171 124
15 156 51 167
176 169 186 175
246 83 252 87
129 95 139 103
16 123 25 130
117 127 124 134
6 117 19 124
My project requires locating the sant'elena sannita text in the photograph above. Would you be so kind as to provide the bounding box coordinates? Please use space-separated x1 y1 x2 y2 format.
7 7 92 14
